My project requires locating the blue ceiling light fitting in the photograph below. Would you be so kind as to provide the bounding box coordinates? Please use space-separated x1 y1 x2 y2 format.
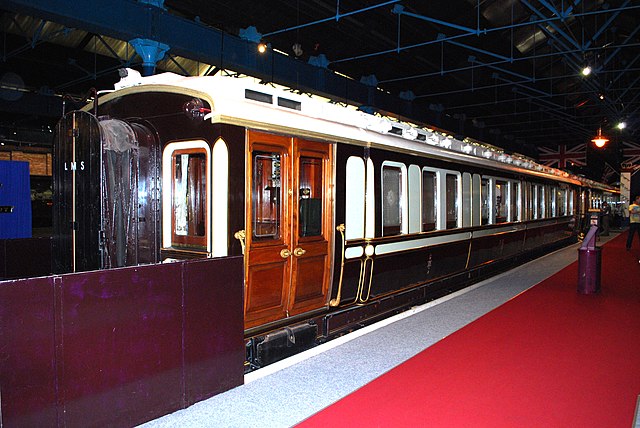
239 26 268 54
399 90 416 101
360 75 379 87
129 38 169 76
308 54 330 69
239 26 262 43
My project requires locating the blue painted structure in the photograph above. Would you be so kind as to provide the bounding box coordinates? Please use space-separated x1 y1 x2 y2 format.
0 160 32 239
0 0 402 119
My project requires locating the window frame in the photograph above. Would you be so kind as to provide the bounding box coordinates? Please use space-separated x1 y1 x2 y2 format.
162 140 212 253
381 161 408 236
443 171 461 229
420 167 438 232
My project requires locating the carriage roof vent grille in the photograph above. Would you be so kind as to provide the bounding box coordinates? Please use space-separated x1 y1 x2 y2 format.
277 97 302 111
389 126 403 136
245 89 273 104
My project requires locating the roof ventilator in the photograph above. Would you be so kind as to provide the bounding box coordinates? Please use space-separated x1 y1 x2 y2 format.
245 89 273 104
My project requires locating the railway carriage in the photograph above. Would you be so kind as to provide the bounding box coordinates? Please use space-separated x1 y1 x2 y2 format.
53 69 616 369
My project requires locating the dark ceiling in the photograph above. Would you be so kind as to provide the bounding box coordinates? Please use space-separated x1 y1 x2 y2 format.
1 0 639 179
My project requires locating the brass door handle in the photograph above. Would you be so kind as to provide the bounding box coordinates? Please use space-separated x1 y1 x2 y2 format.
234 230 246 255
293 247 306 257
280 248 292 258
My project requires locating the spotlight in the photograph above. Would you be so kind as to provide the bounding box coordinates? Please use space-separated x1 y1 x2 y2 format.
599 94 605 100
617 121 626 130
581 66 592 76
257 43 267 54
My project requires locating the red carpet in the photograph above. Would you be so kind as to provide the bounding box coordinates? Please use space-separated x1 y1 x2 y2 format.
298 233 640 427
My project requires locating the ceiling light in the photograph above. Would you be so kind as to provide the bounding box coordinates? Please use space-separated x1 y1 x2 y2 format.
591 127 609 148
599 94 605 100
581 66 592 76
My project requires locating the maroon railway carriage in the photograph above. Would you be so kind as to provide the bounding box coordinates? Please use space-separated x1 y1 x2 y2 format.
51 70 618 369
0 69 619 426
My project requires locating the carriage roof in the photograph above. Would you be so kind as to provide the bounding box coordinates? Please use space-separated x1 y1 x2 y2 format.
96 69 616 191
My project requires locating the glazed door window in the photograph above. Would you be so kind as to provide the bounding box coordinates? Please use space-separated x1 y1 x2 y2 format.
495 180 508 224
546 186 554 217
550 186 558 217
382 164 405 236
445 173 459 229
568 190 575 215
532 184 539 219
558 188 567 216
422 170 437 231
171 149 207 248
298 156 323 237
538 186 545 218
510 182 520 221
481 178 490 225
252 152 283 240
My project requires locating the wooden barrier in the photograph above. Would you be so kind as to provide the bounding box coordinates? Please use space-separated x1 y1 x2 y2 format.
0 256 244 427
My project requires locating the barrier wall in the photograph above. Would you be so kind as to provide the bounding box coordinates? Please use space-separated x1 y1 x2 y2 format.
0 256 244 427
0 237 52 280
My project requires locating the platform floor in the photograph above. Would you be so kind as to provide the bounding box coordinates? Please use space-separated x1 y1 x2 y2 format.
139 233 633 428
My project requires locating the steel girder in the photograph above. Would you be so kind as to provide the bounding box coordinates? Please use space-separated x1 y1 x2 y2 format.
0 0 408 117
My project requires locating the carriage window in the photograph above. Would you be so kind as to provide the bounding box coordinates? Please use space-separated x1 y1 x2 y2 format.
521 182 529 220
382 164 405 236
445 173 458 229
558 188 567 216
422 170 436 231
252 151 282 240
537 185 545 219
299 156 323 237
510 182 520 222
345 156 365 240
172 149 207 248
532 184 538 219
568 190 575 215
547 186 555 217
481 178 490 225
495 180 508 224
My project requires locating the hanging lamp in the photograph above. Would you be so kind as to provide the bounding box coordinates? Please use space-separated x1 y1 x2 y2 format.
591 127 609 148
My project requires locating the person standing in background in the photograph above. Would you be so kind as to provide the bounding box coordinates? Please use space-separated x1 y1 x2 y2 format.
627 195 640 250
600 201 611 236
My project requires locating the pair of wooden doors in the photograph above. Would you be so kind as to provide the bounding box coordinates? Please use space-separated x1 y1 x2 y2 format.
244 131 333 329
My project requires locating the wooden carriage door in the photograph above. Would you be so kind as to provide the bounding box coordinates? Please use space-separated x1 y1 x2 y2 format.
289 139 332 316
245 131 332 329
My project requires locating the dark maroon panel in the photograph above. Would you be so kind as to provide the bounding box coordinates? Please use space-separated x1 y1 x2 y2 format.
371 241 470 297
469 231 526 268
523 227 544 251
502 230 526 257
183 256 244 404
0 237 52 280
0 276 57 427
59 264 184 427
469 236 498 267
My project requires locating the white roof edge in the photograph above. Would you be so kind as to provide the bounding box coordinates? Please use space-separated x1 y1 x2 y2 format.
102 69 614 190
